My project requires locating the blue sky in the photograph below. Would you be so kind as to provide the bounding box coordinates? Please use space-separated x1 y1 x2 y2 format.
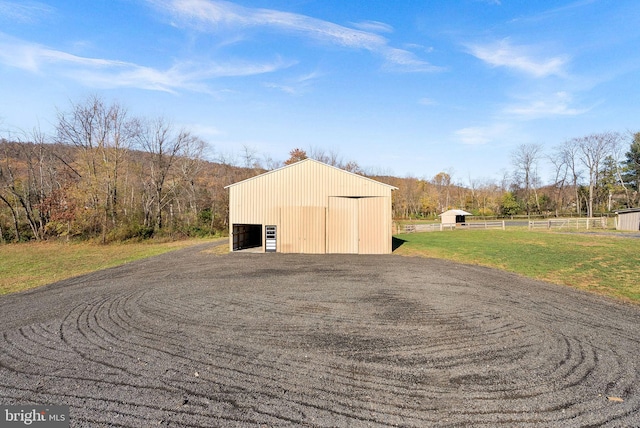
1 0 639 182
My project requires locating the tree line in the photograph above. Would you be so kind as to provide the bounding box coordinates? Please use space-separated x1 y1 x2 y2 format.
388 131 640 220
1 95 639 242
0 96 260 243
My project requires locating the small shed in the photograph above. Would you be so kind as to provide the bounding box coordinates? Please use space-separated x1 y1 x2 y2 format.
440 209 472 226
615 208 640 231
225 159 397 254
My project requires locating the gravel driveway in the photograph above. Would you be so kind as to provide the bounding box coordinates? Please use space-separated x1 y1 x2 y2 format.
1 243 639 427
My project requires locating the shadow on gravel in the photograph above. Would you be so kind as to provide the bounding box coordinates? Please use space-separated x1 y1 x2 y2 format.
392 236 406 251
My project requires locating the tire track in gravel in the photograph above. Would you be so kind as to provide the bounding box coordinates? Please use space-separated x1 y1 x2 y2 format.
1 245 639 427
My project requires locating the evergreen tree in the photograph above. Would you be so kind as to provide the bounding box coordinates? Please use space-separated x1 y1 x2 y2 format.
623 133 640 205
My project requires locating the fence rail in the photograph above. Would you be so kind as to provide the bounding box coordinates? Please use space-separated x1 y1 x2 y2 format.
404 221 505 233
402 218 609 233
528 218 607 230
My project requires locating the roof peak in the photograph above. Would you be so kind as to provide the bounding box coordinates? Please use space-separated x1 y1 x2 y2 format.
225 158 398 190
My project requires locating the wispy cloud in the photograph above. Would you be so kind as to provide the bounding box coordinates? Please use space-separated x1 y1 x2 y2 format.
504 91 590 118
467 38 569 78
0 0 54 24
264 71 322 95
147 0 441 72
0 33 290 93
509 0 597 24
351 20 393 34
455 123 509 145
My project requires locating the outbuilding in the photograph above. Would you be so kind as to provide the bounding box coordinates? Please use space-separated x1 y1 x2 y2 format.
225 159 397 254
440 209 472 226
615 208 640 231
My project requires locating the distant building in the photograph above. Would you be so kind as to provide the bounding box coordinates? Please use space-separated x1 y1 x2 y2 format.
615 208 640 231
225 159 397 254
439 209 472 226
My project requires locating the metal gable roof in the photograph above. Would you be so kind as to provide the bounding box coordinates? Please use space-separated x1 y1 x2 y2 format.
224 158 398 190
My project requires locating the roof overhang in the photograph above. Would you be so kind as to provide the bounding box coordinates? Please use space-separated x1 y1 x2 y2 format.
614 207 640 214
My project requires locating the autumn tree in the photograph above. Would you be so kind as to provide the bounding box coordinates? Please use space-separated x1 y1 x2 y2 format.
284 148 308 165
432 171 452 212
56 95 137 239
0 127 68 241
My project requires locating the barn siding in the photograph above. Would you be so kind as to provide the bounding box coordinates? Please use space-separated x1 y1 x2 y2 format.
327 197 359 254
617 211 640 231
359 197 391 254
227 159 396 254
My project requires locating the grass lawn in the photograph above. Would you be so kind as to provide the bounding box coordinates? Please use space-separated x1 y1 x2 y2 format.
394 229 640 304
0 238 224 295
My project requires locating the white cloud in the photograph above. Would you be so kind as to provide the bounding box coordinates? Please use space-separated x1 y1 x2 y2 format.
504 91 589 118
0 1 54 24
147 0 441 72
467 38 569 78
454 123 509 145
0 33 291 92
351 20 393 34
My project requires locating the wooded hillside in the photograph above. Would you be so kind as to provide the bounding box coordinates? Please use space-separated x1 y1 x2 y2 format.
1 96 638 243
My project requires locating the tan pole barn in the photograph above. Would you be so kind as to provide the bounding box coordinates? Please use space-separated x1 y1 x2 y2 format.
225 159 397 254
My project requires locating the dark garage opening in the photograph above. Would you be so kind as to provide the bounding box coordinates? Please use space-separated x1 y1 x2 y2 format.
232 224 262 251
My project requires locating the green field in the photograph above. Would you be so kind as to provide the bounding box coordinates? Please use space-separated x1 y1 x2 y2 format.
0 238 222 295
394 230 640 303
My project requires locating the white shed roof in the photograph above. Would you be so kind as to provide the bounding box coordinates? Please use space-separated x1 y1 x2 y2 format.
439 209 473 217
615 208 640 214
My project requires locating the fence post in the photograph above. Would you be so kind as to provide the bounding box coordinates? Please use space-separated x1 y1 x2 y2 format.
502 220 505 230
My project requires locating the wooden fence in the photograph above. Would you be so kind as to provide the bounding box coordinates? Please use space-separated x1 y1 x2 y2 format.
528 218 608 230
404 221 505 233
401 218 610 233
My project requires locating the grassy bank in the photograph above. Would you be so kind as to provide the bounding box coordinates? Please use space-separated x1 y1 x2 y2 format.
394 230 640 303
0 238 222 295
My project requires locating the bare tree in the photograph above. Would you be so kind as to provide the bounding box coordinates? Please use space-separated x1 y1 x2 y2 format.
178 136 207 223
307 146 342 166
576 132 620 217
240 145 261 170
559 138 583 216
511 143 542 215
136 117 201 230
548 146 569 216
